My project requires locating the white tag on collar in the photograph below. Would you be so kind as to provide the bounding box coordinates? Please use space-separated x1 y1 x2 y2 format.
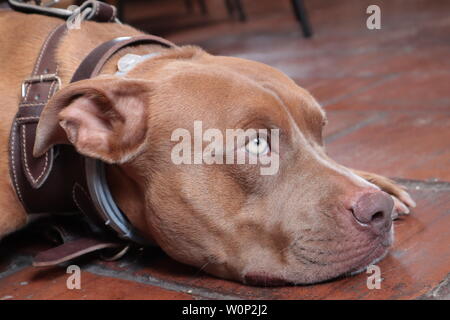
116 53 160 75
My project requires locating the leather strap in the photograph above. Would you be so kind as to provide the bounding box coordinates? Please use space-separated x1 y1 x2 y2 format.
8 1 122 213
33 237 123 267
32 216 126 267
9 23 75 215
81 0 117 23
71 35 175 82
16 24 66 189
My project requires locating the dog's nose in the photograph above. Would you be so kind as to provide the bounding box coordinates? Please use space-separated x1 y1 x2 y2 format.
351 191 394 235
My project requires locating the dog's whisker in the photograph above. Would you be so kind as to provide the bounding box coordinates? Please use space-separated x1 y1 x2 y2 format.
193 261 211 278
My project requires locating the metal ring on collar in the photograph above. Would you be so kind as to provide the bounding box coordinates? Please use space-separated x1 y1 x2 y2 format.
84 158 152 246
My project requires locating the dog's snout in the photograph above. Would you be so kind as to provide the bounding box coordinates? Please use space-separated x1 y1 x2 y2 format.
351 191 394 235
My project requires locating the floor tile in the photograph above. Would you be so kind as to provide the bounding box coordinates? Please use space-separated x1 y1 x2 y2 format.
325 111 450 181
0 266 193 300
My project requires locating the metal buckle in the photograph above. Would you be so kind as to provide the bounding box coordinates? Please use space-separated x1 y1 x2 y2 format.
21 74 62 98
41 0 60 7
8 0 73 19
8 0 121 25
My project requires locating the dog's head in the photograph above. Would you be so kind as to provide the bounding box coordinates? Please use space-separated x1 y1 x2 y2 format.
35 47 394 285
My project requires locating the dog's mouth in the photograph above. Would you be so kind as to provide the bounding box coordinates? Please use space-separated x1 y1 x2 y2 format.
241 227 393 287
346 225 394 276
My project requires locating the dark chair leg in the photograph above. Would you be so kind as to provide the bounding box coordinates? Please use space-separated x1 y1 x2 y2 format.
198 0 208 15
232 0 246 22
115 0 125 22
291 0 313 38
224 0 235 18
184 0 194 13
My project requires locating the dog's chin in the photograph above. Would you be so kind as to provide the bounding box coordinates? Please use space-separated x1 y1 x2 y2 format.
347 225 394 276
348 246 389 277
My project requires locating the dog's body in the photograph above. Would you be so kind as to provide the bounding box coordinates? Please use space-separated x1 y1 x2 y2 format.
0 11 415 285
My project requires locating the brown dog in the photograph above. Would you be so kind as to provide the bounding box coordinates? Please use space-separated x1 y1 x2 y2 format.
0 11 415 285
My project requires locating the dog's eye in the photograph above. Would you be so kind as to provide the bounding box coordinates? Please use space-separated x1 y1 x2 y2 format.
245 137 270 155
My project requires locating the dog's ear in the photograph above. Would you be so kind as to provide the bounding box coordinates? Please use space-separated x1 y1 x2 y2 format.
34 76 150 163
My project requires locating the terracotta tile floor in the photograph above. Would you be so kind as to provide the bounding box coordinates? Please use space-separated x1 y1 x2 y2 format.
0 0 449 299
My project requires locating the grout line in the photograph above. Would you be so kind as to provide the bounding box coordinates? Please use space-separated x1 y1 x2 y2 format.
0 255 32 280
324 112 386 144
391 178 450 190
320 73 400 107
418 272 450 300
84 264 243 300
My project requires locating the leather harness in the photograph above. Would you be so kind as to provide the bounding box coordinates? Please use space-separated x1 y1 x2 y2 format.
7 1 175 266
